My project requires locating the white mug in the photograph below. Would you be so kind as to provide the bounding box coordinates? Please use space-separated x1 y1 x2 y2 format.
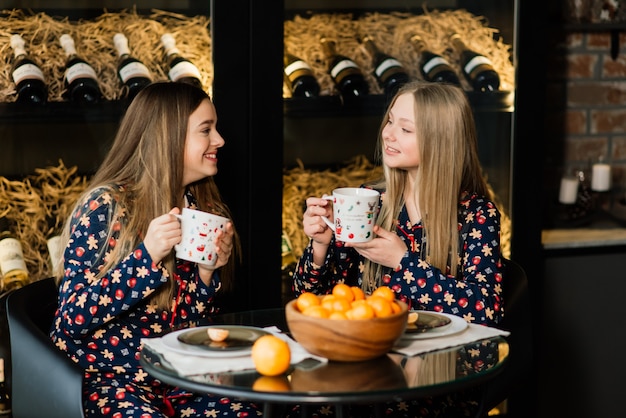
175 208 230 268
321 187 380 243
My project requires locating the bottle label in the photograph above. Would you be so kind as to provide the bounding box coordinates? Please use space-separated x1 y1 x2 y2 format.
0 238 28 276
12 63 45 84
285 60 312 76
65 62 97 84
374 58 402 78
281 232 297 267
169 61 202 82
119 62 151 82
330 59 359 79
422 56 450 74
464 56 493 75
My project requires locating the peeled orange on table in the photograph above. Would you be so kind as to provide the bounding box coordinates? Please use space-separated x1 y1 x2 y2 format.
408 311 419 324
207 328 229 342
251 335 291 376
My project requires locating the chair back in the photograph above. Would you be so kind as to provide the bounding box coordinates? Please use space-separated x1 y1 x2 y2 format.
5 277 85 418
476 258 533 416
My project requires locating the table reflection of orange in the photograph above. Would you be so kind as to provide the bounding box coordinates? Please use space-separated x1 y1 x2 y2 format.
252 375 291 392
290 355 407 392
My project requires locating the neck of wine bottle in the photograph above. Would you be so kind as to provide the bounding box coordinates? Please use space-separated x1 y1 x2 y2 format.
284 52 320 98
160 33 203 89
10 34 28 63
409 35 460 86
362 35 408 96
9 34 48 105
59 34 102 103
320 37 369 100
45 215 63 275
450 33 500 92
113 33 152 99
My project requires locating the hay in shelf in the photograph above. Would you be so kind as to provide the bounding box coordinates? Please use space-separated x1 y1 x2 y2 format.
0 161 88 293
284 8 515 97
0 8 212 102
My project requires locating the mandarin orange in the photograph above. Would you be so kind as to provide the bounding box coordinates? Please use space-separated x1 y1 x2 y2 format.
302 305 330 318
350 286 366 301
251 335 291 376
371 286 396 302
366 295 394 318
332 283 355 302
295 292 320 313
346 302 375 320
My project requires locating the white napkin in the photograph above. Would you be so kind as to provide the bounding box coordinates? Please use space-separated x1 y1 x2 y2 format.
141 326 327 376
392 323 510 357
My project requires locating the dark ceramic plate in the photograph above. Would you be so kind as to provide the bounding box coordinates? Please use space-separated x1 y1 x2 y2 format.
404 311 452 334
177 326 270 351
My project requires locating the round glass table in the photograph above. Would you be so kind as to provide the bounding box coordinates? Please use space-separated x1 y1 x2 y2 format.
140 308 509 417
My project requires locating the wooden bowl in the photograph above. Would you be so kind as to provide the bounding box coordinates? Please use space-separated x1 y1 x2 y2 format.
285 297 408 362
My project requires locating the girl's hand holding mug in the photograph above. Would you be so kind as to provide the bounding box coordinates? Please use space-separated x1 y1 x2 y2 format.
199 221 234 272
303 197 334 246
174 208 231 269
143 208 183 264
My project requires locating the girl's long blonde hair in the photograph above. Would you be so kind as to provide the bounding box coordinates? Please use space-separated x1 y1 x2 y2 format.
363 81 489 291
56 82 240 310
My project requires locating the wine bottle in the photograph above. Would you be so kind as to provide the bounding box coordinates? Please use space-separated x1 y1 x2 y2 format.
113 33 152 100
362 36 409 96
160 33 203 89
9 34 48 105
59 34 103 104
46 215 63 275
284 52 320 98
0 216 29 293
0 358 10 416
410 35 461 86
320 37 369 101
281 230 297 268
450 33 500 92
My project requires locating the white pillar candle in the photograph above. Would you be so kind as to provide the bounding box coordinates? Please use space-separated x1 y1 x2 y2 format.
591 163 611 192
559 176 579 204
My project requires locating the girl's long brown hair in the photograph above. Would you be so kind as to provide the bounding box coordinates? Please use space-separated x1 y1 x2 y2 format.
56 82 240 310
363 81 489 291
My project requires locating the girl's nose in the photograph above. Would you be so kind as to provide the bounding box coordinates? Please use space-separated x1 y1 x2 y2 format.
382 126 394 142
214 130 225 147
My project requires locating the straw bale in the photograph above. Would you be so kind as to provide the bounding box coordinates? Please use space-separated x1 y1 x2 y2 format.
0 8 211 102
0 161 88 294
284 8 514 96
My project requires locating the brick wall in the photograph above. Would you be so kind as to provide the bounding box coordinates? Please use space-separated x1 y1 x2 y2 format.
544 29 626 221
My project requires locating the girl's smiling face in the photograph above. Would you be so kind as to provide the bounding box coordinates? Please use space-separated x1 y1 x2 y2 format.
381 92 420 172
182 98 225 187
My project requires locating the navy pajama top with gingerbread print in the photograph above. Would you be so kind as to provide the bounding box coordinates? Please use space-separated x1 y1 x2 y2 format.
50 185 221 386
293 190 504 327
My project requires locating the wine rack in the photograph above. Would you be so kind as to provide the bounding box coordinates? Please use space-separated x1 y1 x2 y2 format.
0 3 211 178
